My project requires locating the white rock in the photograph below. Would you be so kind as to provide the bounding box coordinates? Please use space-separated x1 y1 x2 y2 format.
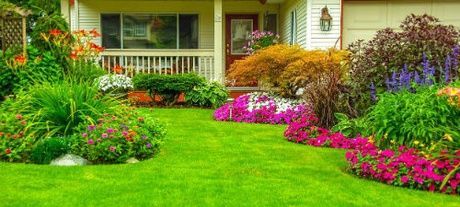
126 157 140 164
50 154 90 166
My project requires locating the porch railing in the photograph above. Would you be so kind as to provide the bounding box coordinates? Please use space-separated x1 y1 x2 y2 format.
100 50 215 80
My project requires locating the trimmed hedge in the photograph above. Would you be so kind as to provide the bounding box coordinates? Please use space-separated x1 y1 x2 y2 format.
133 73 205 106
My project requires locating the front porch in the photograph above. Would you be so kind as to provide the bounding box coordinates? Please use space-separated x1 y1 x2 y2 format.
61 0 291 83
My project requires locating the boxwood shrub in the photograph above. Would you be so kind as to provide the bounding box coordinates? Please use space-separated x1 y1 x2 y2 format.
133 73 205 106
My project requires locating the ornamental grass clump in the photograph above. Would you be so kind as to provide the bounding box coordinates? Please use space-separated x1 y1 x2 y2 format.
214 92 316 124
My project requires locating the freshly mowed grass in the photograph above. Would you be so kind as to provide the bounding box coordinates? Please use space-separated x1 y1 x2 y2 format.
1 109 459 206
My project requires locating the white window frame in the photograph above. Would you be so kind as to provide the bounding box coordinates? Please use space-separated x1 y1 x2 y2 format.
290 10 297 45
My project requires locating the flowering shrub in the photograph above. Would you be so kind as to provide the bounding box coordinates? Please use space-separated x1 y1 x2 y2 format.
97 74 133 93
244 30 279 54
70 110 165 164
214 92 316 124
0 109 35 162
346 144 460 195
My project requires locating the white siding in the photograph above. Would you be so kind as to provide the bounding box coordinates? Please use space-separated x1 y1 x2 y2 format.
343 0 460 48
280 0 308 48
77 0 215 49
308 0 341 49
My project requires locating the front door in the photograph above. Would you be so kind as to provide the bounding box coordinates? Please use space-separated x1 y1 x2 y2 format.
225 14 258 86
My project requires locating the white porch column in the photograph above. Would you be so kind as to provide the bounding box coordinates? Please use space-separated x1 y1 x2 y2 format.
213 0 224 83
60 0 70 24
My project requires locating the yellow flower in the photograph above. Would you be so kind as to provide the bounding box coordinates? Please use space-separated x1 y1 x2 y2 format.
444 134 453 142
413 140 420 145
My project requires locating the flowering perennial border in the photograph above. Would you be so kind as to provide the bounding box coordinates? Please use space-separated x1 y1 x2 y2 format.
214 93 315 124
284 118 460 195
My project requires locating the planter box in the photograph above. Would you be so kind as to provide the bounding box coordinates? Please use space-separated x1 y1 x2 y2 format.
128 91 186 105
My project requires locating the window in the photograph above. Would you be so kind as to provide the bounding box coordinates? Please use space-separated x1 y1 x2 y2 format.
264 13 278 34
290 10 297 45
101 13 198 49
101 14 121 49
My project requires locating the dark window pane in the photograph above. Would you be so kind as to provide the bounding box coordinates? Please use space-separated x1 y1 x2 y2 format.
264 14 277 34
179 14 198 49
101 14 121 49
123 14 177 49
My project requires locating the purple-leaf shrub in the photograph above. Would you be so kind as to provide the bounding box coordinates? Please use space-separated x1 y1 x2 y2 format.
214 92 316 124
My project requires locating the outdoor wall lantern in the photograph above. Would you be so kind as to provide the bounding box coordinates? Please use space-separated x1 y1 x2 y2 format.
259 0 267 5
320 6 333 32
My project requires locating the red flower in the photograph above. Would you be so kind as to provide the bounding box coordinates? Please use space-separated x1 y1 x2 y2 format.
113 65 123 74
14 55 26 65
5 148 11 154
90 43 104 53
69 51 78 60
15 114 23 120
49 29 62 37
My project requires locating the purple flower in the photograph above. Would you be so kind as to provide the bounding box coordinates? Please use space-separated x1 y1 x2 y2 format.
87 139 94 145
109 146 116 152
370 82 377 102
146 143 152 148
122 131 128 136
101 133 108 138
87 125 96 131
82 133 88 138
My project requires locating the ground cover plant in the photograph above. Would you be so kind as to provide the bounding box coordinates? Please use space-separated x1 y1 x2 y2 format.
214 92 315 124
1 109 459 206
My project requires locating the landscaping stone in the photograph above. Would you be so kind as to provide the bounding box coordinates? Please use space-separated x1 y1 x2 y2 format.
50 154 90 166
126 157 139 164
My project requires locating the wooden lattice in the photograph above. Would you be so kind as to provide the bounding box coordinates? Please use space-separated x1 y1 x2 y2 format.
0 17 25 52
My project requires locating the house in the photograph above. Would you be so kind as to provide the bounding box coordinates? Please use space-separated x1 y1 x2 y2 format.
60 0 460 87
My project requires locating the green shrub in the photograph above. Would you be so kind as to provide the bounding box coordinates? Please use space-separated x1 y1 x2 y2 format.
186 81 228 108
30 13 70 52
364 85 460 149
331 113 370 138
70 109 165 163
0 65 17 99
30 137 70 164
15 46 63 90
133 73 205 106
0 102 36 162
12 81 121 137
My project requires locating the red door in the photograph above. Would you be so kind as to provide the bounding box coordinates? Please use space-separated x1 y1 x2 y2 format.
225 14 258 86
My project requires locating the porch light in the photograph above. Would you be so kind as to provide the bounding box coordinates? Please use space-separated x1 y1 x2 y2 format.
320 6 332 32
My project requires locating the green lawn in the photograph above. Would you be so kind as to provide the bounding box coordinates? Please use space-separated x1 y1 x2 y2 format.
1 109 459 206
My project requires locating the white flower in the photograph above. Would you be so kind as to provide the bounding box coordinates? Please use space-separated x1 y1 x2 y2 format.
97 74 133 92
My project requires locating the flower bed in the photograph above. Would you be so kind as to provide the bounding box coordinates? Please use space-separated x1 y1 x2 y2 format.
346 144 460 195
284 118 460 195
214 92 315 124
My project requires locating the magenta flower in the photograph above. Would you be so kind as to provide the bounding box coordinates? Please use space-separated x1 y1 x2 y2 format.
87 125 96 131
87 139 94 145
82 133 88 138
146 143 152 148
106 128 114 134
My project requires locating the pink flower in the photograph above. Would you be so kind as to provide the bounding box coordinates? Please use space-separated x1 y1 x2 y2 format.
101 133 108 138
82 133 88 138
87 139 94 145
109 146 116 152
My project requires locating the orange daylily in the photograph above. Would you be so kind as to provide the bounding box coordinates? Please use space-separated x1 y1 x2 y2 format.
113 65 123 74
89 29 101 38
49 29 62 37
14 55 26 66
